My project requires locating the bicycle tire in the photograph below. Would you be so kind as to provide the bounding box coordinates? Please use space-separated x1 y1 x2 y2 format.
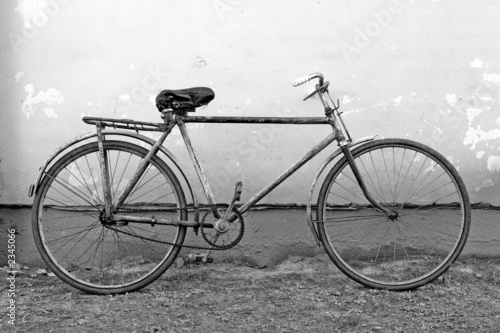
32 140 187 294
316 138 470 290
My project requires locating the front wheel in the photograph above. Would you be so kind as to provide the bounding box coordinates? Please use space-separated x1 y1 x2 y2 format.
317 139 470 290
32 141 187 294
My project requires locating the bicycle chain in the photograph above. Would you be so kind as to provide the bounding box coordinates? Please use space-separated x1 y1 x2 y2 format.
103 204 242 251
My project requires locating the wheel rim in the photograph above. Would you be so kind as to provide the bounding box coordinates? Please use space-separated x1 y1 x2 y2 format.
35 142 186 292
318 141 469 288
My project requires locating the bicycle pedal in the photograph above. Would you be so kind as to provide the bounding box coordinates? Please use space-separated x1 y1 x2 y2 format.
234 181 243 201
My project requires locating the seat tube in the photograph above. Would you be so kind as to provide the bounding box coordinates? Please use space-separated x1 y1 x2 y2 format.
177 118 218 208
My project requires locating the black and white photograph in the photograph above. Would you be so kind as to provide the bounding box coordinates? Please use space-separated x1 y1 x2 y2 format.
1 0 499 331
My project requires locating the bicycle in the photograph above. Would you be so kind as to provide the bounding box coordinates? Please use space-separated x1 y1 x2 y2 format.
29 73 471 294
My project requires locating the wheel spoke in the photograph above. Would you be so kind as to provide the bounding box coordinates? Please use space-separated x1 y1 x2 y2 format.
317 139 470 290
33 141 186 294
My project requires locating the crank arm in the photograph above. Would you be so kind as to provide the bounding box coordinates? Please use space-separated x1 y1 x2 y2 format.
202 234 219 262
221 181 243 223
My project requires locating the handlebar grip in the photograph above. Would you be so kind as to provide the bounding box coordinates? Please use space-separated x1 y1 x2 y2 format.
292 75 312 87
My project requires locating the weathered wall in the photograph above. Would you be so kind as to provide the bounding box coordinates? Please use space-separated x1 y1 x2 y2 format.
1 207 499 268
1 0 500 206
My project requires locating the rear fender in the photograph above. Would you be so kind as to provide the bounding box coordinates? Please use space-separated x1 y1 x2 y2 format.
28 130 199 222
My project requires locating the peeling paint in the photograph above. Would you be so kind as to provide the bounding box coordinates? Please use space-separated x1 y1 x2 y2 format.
464 126 500 150
21 84 64 119
444 93 457 106
433 126 442 133
15 0 49 28
345 103 385 115
465 106 483 125
43 107 57 118
342 95 352 104
475 179 494 192
15 72 24 82
148 95 156 104
482 73 500 86
476 151 485 159
118 94 131 103
487 155 500 173
470 58 483 68
392 96 402 106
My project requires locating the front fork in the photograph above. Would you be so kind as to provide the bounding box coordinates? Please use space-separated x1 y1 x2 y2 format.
339 140 395 217
325 107 395 217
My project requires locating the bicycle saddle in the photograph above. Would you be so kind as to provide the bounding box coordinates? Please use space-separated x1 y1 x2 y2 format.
155 87 215 112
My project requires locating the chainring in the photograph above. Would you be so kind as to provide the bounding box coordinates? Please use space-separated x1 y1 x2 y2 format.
200 204 244 250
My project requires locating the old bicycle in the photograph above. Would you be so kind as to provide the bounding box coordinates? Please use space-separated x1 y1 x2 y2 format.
29 73 471 294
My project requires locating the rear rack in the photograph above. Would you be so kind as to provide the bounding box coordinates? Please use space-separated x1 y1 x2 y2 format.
82 117 166 132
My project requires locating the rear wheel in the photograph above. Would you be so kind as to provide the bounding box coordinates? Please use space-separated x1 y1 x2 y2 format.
317 139 470 290
32 141 187 294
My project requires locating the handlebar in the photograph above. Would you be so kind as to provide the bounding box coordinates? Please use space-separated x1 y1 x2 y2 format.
292 72 324 87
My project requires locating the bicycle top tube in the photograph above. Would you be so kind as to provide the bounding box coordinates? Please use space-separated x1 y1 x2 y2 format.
82 72 345 135
176 115 331 124
162 73 339 125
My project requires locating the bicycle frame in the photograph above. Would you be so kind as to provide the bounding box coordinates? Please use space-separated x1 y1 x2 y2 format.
105 114 341 225
103 113 390 226
80 79 393 239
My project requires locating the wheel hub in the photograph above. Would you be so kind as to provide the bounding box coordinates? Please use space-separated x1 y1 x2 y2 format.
388 211 399 221
99 210 126 226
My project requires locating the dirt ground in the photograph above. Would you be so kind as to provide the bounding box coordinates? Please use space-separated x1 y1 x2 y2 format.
2 254 500 333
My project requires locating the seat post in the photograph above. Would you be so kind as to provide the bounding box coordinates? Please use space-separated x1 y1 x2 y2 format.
161 110 174 124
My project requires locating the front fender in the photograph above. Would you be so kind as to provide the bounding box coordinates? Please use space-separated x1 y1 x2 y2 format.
306 135 377 246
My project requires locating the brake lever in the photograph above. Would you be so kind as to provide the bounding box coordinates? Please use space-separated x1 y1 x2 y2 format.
303 88 319 101
303 81 330 101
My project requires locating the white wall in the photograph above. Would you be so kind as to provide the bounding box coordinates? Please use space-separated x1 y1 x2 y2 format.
1 0 500 205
